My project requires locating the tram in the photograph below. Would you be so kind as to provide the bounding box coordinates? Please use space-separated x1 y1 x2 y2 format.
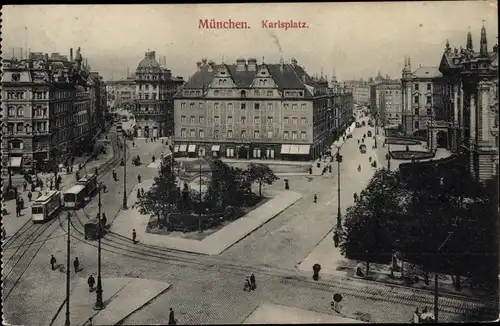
77 173 97 201
32 190 62 222
63 184 86 209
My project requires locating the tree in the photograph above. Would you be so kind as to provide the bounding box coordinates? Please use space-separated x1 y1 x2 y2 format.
244 163 279 197
204 159 251 208
340 168 402 275
136 156 180 228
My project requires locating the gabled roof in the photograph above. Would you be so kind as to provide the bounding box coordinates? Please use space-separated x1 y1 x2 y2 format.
413 66 442 78
182 63 310 91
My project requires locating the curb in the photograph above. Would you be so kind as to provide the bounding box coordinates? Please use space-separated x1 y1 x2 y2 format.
114 283 172 325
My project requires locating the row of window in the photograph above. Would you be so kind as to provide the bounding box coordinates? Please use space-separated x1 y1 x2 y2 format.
139 84 157 91
180 129 307 140
415 83 432 91
179 115 308 125
414 108 433 116
138 93 158 100
7 122 48 133
180 102 307 110
414 96 432 105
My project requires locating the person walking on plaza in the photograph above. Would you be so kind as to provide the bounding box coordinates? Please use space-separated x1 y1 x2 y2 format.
244 277 252 292
73 257 80 273
313 194 318 204
101 214 107 230
50 254 57 270
140 188 145 197
23 181 27 192
137 174 142 183
132 229 137 244
137 188 141 199
88 274 95 292
132 140 135 148
250 273 256 290
27 191 32 202
168 308 177 325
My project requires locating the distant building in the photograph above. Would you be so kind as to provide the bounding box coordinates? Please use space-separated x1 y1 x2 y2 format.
401 60 443 136
345 80 371 105
106 76 136 110
1 48 106 173
132 50 184 138
173 57 353 161
437 26 498 182
370 79 402 128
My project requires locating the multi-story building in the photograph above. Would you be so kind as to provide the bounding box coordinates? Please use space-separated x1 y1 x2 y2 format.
436 26 498 182
1 47 105 174
345 79 371 105
106 76 136 110
132 50 184 138
173 57 349 161
401 60 443 136
370 79 402 128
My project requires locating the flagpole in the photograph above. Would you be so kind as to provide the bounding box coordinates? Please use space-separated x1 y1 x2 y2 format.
24 26 28 60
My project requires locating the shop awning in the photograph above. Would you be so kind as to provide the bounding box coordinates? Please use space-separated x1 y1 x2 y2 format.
211 145 220 151
174 145 179 153
280 144 291 154
9 157 22 167
289 145 300 154
179 144 187 152
188 144 197 153
298 145 311 155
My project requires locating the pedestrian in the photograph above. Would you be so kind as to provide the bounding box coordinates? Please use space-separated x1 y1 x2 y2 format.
333 231 339 248
145 138 148 143
16 205 21 217
23 181 27 192
88 274 96 292
141 188 145 197
313 194 318 203
137 188 141 198
137 174 141 183
250 273 256 290
244 277 251 292
132 141 135 147
73 257 80 273
132 229 137 244
168 308 176 325
50 254 57 270
413 307 421 323
101 214 107 229
20 197 24 209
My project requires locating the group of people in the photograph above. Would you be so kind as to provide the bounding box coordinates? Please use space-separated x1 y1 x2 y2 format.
244 273 257 292
136 187 146 199
50 254 80 273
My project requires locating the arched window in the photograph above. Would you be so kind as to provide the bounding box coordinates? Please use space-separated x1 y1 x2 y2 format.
241 90 246 98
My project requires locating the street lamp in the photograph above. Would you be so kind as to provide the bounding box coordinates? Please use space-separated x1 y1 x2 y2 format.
122 133 127 209
94 181 105 310
198 148 204 233
3 127 13 188
332 144 343 232
65 211 71 326
387 141 392 170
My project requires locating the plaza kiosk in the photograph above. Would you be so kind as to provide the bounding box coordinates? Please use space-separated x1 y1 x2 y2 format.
84 218 105 240
359 144 367 154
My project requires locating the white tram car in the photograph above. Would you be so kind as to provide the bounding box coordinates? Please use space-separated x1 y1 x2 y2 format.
76 173 97 201
31 190 62 222
63 184 86 209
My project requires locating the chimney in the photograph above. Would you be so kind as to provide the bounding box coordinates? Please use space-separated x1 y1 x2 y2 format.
279 57 284 72
196 61 203 71
236 58 246 72
207 60 215 72
44 53 49 65
247 58 257 71
202 58 208 65
291 58 297 67
70 48 73 61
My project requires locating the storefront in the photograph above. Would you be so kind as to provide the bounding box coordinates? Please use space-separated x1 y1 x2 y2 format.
211 145 221 158
187 144 197 158
280 144 312 161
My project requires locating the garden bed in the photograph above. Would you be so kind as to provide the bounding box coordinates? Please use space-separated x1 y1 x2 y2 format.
384 138 421 146
145 196 271 240
389 151 435 160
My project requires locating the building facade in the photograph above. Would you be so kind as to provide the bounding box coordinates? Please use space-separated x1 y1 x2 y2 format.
1 48 105 173
370 79 402 128
173 58 352 161
132 51 184 138
345 80 371 105
437 26 498 182
106 76 136 110
401 61 443 136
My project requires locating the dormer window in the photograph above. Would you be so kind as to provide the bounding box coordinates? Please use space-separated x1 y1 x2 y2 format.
261 71 266 75
241 90 246 98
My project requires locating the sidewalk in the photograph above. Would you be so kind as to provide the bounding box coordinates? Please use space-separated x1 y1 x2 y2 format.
50 277 171 326
176 157 312 166
243 303 365 324
110 178 302 255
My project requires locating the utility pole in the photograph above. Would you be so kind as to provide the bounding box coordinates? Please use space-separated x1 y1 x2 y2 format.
337 146 341 229
94 181 105 310
198 150 203 233
122 134 127 209
65 211 71 326
387 142 392 170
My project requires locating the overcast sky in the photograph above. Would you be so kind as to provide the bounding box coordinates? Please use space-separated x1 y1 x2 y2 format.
2 2 498 81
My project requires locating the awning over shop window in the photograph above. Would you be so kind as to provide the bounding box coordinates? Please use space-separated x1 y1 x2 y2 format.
289 145 300 154
179 144 187 152
298 145 311 155
174 145 179 153
211 145 220 151
188 144 197 153
9 157 22 167
280 144 291 154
